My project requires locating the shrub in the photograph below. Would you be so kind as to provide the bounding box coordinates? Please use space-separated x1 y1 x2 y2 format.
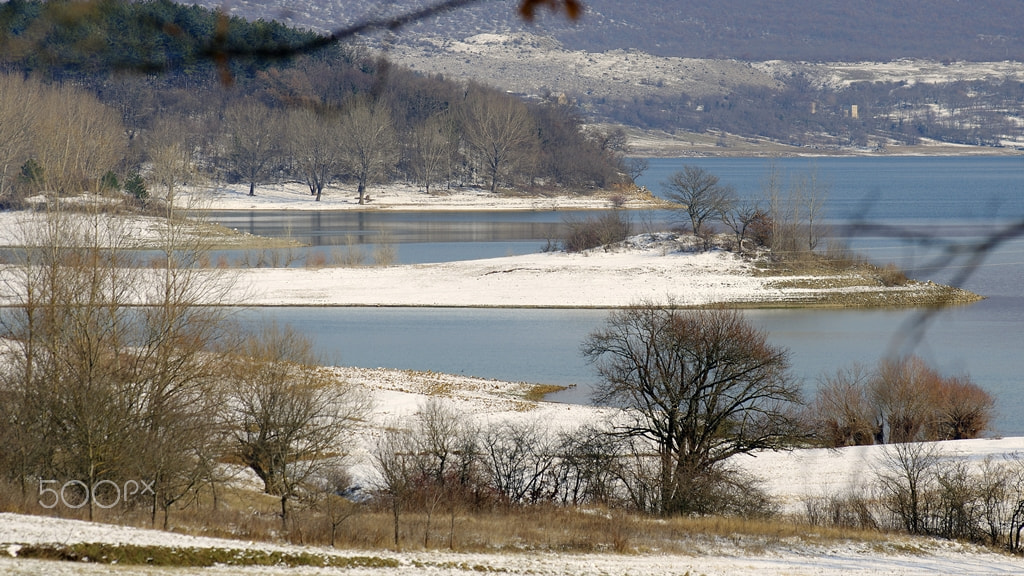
809 356 994 447
124 172 148 200
100 170 120 192
877 263 909 286
18 158 43 187
561 211 632 252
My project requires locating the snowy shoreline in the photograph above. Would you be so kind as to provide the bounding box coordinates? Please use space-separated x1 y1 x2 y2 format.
184 181 668 212
232 237 979 309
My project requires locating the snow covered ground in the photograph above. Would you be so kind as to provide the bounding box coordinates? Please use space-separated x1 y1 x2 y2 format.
1 182 1020 574
183 181 660 212
4 511 1024 576
234 237 783 308
3 364 1024 575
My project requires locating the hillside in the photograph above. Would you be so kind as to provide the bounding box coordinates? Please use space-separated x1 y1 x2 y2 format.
187 0 1024 62
183 0 1024 152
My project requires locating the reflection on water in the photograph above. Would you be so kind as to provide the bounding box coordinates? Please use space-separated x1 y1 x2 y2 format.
206 210 673 246
203 209 676 264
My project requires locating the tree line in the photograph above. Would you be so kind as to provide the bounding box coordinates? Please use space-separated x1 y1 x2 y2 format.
0 1 627 209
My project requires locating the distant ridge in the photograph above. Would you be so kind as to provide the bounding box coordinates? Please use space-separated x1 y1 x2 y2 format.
186 0 1024 62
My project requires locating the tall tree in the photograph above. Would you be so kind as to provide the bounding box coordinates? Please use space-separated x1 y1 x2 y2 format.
339 98 398 204
0 196 233 521
583 304 802 515
223 99 283 196
0 74 40 203
662 165 736 237
287 107 344 201
227 323 368 530
20 80 125 196
461 86 536 193
410 111 458 194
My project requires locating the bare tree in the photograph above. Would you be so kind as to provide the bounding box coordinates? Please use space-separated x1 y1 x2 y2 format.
796 166 829 251
0 184 235 523
661 165 736 237
0 79 125 198
405 399 481 548
583 303 802 515
146 118 204 215
720 197 765 254
287 107 344 201
551 424 622 506
811 356 994 446
371 423 418 548
339 98 398 204
930 374 994 441
410 111 458 194
626 157 649 183
0 75 40 204
227 323 368 530
874 442 941 535
461 86 537 193
809 364 878 447
132 179 236 528
2 203 149 522
480 418 557 505
759 161 831 259
313 465 360 547
223 99 284 196
870 356 941 444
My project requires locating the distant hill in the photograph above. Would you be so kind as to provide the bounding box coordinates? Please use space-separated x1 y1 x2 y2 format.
175 0 1024 151
187 0 1024 62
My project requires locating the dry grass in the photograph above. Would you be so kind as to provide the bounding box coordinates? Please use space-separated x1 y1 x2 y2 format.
522 383 568 402
307 507 892 554
0 476 888 555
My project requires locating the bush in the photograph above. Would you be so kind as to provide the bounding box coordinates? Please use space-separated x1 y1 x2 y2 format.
100 170 120 192
877 263 909 286
124 172 147 200
809 356 994 446
561 212 632 252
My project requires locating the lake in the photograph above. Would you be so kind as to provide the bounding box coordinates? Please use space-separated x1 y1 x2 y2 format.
220 156 1024 436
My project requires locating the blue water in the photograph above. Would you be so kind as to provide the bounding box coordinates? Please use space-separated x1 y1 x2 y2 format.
231 156 1024 436
639 156 1024 223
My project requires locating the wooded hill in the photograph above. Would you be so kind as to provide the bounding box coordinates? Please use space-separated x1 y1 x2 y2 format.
177 0 1024 151
0 0 627 204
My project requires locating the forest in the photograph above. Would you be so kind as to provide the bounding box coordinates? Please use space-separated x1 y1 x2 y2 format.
0 0 628 207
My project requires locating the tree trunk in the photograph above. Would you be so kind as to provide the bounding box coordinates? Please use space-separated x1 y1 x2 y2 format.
391 497 400 548
281 495 288 533
448 506 456 550
248 181 255 196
